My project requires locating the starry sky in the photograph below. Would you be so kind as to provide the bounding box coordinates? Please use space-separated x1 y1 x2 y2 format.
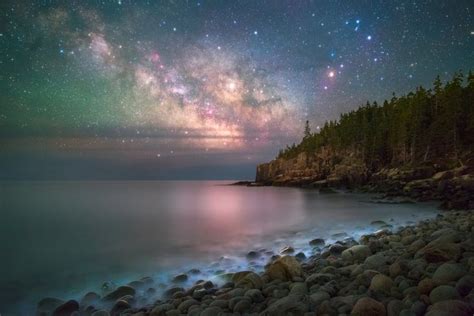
1 1 473 180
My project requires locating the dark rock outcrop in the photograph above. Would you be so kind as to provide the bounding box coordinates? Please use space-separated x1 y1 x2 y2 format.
255 151 474 209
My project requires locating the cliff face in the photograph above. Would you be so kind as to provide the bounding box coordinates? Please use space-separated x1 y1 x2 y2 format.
255 149 474 209
256 147 368 187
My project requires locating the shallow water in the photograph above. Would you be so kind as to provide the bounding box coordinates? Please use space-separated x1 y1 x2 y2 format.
0 181 438 315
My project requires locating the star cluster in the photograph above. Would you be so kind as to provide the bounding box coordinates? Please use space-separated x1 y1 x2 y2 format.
1 1 473 179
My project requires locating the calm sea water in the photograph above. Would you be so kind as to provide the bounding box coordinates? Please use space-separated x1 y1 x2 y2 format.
0 181 438 315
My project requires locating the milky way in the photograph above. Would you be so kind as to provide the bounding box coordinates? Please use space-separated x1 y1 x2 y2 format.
1 1 473 179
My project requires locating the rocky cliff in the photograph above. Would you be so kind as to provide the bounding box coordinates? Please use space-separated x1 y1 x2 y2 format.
255 149 474 209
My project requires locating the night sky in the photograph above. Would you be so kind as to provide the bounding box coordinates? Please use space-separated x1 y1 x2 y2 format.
1 1 473 180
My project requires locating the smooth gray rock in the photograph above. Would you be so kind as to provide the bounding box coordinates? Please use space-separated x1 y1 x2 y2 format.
429 285 460 304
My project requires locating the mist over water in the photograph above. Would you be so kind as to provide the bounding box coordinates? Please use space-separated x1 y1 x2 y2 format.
0 181 438 315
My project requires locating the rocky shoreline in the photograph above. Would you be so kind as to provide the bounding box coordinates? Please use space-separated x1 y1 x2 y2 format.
254 151 474 210
38 210 474 316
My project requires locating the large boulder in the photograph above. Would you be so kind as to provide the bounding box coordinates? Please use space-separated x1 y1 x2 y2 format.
364 253 391 271
351 297 386 316
429 285 460 303
369 274 393 294
309 238 325 246
455 275 474 296
102 286 135 301
52 300 79 316
432 263 467 285
231 271 263 289
425 300 474 316
417 278 435 295
37 298 64 314
416 242 461 263
265 255 303 281
342 245 372 262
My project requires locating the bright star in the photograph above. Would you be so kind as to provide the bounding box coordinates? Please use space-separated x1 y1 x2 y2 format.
227 81 236 91
254 31 258 35
367 35 372 40
328 71 335 78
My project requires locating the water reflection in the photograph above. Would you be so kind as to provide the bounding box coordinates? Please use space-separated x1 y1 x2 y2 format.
0 181 437 314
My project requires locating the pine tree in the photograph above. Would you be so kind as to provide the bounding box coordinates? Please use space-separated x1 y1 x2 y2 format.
304 120 311 139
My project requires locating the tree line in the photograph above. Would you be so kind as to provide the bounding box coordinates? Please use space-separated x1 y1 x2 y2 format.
278 71 474 170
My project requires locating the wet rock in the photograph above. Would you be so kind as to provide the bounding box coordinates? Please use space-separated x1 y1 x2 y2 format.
192 288 207 300
309 238 325 246
128 280 146 291
232 271 263 289
140 276 154 284
246 251 260 259
432 263 467 284
351 297 386 316
369 274 393 294
146 287 156 295
187 268 200 275
371 220 388 227
332 232 348 239
102 286 135 301
429 285 460 303
52 300 79 316
329 244 347 255
342 245 372 262
177 299 199 313
163 287 184 298
172 273 188 283
295 251 306 260
80 292 100 306
110 300 130 316
101 281 116 292
280 246 295 254
455 274 474 296
37 297 64 314
266 255 303 281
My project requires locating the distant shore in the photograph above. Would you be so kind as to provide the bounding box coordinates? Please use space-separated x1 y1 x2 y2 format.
37 208 473 316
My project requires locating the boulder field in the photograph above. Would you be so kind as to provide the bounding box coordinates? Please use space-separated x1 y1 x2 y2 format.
37 210 474 316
